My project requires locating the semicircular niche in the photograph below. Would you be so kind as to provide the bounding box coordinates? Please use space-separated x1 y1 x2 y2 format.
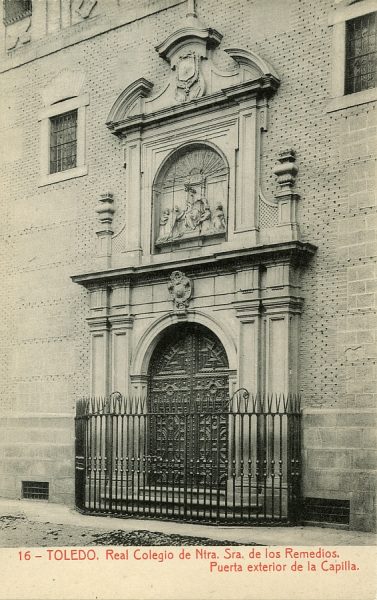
153 143 229 251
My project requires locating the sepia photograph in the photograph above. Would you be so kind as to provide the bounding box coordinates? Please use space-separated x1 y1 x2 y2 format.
0 0 376 598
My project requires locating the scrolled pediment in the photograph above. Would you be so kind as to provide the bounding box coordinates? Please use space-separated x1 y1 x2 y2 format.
106 78 153 131
106 14 279 137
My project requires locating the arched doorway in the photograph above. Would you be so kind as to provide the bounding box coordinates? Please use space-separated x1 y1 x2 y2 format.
148 322 229 487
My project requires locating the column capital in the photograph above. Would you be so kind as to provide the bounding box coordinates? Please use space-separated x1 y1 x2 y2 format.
130 374 149 385
86 316 110 331
108 314 134 330
262 296 304 315
234 301 262 322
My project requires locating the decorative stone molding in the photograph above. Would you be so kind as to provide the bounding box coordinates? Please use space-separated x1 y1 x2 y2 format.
106 14 279 136
40 69 86 107
274 149 300 240
274 149 298 191
96 192 115 268
104 12 280 266
106 78 154 129
168 271 192 312
96 192 115 227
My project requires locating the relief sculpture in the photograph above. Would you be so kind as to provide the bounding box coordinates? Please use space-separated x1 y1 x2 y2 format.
175 52 205 103
154 145 228 248
156 184 225 244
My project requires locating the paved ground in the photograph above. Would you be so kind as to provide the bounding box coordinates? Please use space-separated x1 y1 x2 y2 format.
0 498 375 547
0 514 250 547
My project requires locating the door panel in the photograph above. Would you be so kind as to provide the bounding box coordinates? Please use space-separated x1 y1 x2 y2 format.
148 324 229 486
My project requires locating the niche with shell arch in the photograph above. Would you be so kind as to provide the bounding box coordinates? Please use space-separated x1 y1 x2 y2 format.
153 142 229 252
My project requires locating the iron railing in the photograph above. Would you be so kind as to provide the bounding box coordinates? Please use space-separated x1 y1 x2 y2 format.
75 390 302 525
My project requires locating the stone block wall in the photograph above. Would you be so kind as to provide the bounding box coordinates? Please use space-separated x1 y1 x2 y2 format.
0 0 376 528
303 409 377 532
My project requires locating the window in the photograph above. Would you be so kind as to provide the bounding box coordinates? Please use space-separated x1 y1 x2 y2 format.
345 12 377 94
50 110 78 174
38 93 89 186
3 0 32 26
328 0 377 111
22 481 49 500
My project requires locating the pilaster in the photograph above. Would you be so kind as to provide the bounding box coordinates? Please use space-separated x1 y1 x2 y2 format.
234 301 262 394
109 315 134 397
87 316 111 397
235 101 259 240
130 375 149 398
262 296 303 395
124 131 143 263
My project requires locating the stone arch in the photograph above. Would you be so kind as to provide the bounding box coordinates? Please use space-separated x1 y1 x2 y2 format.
130 310 237 378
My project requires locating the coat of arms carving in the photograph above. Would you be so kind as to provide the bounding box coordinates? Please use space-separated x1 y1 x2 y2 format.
168 271 192 311
175 52 204 103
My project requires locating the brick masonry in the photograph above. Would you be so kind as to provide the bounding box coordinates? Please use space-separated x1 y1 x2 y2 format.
0 0 376 530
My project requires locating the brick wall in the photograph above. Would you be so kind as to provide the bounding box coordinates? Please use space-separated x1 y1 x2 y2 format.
0 0 376 529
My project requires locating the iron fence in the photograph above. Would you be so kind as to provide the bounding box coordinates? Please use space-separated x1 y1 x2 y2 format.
75 390 302 524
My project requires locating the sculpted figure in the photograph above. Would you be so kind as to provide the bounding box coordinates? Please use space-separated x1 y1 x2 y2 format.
170 205 185 238
197 198 211 234
213 202 226 232
183 186 200 231
158 208 171 240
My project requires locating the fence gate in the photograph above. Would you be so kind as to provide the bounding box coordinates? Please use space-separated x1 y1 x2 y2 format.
75 390 302 524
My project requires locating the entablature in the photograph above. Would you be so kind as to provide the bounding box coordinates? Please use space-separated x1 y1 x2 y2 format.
71 240 317 290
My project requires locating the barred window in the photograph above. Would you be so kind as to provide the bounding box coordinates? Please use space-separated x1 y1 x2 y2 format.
345 12 377 94
3 0 32 26
49 110 78 174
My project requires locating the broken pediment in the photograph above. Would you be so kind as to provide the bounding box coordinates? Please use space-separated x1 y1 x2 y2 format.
106 13 279 135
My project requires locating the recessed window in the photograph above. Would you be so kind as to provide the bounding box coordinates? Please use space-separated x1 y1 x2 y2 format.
50 110 78 174
38 93 89 186
22 481 49 500
345 12 377 94
3 0 32 26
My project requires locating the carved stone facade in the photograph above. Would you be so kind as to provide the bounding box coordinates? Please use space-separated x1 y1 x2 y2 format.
75 10 315 438
1 0 376 534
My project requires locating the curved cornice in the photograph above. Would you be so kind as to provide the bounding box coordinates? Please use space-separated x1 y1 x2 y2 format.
224 48 280 79
106 78 153 129
156 25 223 60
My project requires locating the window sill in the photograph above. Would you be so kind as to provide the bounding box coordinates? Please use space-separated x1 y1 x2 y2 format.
39 164 88 187
326 87 377 112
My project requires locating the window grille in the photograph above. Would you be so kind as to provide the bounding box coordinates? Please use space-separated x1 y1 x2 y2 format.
22 481 49 500
49 110 78 174
345 12 377 94
3 0 32 26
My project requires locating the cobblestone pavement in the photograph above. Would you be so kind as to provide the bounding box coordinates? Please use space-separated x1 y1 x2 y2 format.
0 515 259 547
